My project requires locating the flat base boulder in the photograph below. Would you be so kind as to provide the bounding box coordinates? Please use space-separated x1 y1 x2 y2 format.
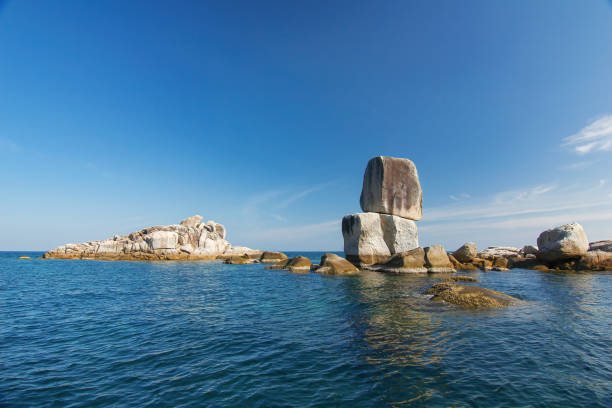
314 253 359 275
424 282 518 308
342 212 418 265
367 248 428 273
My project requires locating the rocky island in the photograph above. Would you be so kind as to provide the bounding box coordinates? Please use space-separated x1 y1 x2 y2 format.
43 214 262 261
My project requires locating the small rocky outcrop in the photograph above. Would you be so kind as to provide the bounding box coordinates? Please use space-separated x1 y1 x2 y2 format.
286 256 312 273
314 253 359 275
360 156 423 220
44 215 258 261
260 251 288 264
224 254 255 265
453 242 477 263
424 245 455 273
265 259 289 270
478 247 521 260
366 248 427 273
342 212 418 265
424 282 517 308
537 222 589 263
576 250 612 271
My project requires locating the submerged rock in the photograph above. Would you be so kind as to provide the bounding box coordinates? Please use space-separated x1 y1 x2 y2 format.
445 275 478 282
314 253 359 275
342 212 418 265
424 282 517 308
537 222 588 263
44 215 259 261
360 156 423 220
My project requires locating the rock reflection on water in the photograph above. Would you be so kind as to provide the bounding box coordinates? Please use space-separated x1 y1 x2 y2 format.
347 272 450 367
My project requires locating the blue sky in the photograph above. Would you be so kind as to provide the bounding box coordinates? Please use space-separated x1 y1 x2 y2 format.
1 1 611 251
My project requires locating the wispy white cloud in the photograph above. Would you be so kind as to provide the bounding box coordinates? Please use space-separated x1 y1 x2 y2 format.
420 179 612 248
561 160 596 170
563 114 612 154
449 193 471 201
275 181 337 209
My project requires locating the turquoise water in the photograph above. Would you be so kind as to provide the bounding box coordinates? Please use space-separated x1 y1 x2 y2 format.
1 251 611 407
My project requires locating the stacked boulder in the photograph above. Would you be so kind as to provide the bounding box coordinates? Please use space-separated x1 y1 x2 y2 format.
342 156 422 266
342 156 454 273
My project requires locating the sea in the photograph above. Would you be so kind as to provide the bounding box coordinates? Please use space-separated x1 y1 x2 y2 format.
1 251 611 407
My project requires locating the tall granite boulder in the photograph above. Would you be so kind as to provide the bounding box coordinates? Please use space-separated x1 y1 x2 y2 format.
537 222 589 263
360 156 423 220
342 212 418 265
44 215 258 261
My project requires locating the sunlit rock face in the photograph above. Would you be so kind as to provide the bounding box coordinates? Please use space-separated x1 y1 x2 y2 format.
342 212 418 265
43 215 256 261
359 156 423 221
537 222 589 263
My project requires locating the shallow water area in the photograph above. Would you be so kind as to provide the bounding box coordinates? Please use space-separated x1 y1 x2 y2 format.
1 251 611 407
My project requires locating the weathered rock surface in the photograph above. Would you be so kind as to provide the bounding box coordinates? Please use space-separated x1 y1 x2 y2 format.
180 215 203 227
342 212 418 265
44 215 258 261
286 256 312 273
453 242 477 263
260 251 288 264
445 275 478 282
314 253 359 275
576 250 612 271
589 240 612 252
367 247 427 273
425 282 517 308
478 247 521 260
359 156 423 220
537 222 589 263
424 245 455 273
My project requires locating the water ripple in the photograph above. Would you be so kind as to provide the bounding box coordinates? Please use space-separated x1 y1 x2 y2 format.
1 252 611 407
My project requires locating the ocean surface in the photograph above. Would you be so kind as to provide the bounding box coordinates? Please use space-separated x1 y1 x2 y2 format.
1 251 611 407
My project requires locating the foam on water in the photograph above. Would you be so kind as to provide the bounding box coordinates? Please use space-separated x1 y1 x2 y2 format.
1 251 611 407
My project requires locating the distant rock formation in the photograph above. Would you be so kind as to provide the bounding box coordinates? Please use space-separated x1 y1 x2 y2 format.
43 215 259 261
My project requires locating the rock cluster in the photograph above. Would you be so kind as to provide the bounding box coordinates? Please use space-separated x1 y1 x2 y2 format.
447 223 612 272
343 156 422 266
44 215 260 261
266 253 359 275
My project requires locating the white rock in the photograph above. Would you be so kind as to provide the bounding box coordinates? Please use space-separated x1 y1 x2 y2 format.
180 214 203 227
478 247 521 260
537 222 589 263
360 156 423 220
146 231 179 250
342 212 418 265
